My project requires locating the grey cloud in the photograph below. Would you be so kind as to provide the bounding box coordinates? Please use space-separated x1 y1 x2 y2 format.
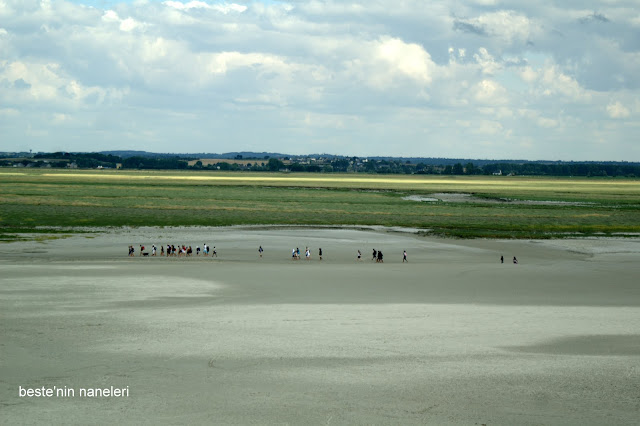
579 12 610 24
13 78 31 89
453 20 487 36
504 58 528 67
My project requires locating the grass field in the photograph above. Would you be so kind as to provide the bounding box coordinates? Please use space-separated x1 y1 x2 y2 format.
1 169 639 239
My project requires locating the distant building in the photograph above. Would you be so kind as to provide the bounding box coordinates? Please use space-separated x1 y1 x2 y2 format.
492 170 502 176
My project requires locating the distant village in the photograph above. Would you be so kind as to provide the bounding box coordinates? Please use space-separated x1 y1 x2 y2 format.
1 151 639 177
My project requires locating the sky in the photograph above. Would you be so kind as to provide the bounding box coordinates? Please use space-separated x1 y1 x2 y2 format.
1 0 639 160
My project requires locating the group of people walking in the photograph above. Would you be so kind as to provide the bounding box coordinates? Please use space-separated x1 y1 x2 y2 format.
129 243 415 263
371 249 384 262
131 244 517 265
356 248 406 263
130 244 216 257
291 247 323 260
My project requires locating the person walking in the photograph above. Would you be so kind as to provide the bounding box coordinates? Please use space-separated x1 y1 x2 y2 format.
402 250 407 263
259 246 263 258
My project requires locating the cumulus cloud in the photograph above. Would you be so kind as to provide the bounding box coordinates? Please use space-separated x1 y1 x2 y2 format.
516 63 590 102
539 65 590 101
473 47 500 75
375 37 435 85
0 59 126 107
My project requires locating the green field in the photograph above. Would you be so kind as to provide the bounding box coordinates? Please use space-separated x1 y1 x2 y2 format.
1 169 639 239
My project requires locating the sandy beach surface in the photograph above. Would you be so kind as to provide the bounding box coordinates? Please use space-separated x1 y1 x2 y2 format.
1 227 639 425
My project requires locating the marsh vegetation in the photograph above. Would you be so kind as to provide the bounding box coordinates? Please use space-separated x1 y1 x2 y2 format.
1 169 638 239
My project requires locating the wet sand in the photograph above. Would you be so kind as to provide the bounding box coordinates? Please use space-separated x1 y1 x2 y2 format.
1 227 639 425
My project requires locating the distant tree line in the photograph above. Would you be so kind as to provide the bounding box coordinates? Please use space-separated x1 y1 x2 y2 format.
34 152 122 168
1 152 638 177
2 152 190 170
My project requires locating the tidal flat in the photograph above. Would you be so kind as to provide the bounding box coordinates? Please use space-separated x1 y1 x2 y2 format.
1 227 639 424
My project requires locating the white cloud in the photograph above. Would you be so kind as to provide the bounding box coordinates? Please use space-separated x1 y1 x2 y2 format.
455 10 540 44
519 66 538 84
0 107 19 116
120 17 141 32
472 79 508 105
102 10 119 22
52 113 69 124
478 107 513 119
0 60 127 107
537 117 559 128
2 61 60 101
206 52 289 76
303 111 363 129
473 120 504 135
163 1 247 13
474 47 500 75
606 101 630 118
102 10 144 32
540 65 590 101
376 37 434 85
518 109 560 128
345 37 436 92
164 1 208 10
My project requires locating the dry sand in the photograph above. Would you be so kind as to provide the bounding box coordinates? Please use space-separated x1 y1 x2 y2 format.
1 227 639 425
